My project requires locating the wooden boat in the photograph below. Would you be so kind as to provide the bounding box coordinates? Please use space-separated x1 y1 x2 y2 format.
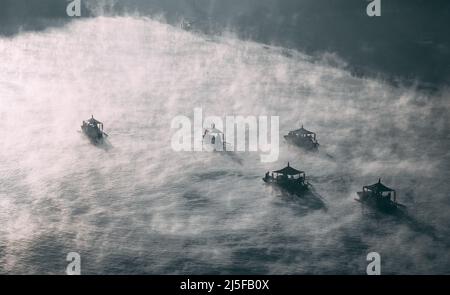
356 179 405 212
284 125 319 151
81 115 107 144
263 162 309 193
202 123 227 152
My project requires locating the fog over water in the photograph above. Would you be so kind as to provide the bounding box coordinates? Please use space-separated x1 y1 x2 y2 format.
0 13 450 274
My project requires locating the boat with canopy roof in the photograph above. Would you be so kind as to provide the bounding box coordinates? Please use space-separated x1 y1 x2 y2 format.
81 115 108 144
263 162 309 193
356 179 405 212
284 125 319 151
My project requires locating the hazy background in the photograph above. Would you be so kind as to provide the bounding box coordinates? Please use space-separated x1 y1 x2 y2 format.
1 0 449 87
0 1 449 274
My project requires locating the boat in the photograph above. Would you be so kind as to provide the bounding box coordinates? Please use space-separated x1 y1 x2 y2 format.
202 123 227 152
81 115 107 143
263 162 309 193
284 125 319 151
355 179 405 212
180 19 193 31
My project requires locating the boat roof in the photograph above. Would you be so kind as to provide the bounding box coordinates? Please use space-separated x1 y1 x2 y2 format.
364 179 395 192
205 127 223 134
205 124 222 134
273 163 304 175
291 125 315 135
87 116 102 125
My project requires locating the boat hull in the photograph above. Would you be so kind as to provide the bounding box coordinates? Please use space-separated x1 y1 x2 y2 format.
263 176 309 195
81 125 104 144
356 191 402 213
284 135 319 151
